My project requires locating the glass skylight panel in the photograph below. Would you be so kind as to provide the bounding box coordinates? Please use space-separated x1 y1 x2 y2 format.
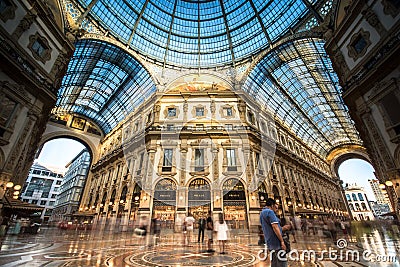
91 1 129 42
69 0 332 68
226 1 252 29
175 1 197 20
150 0 174 13
76 0 90 8
199 19 226 36
223 0 243 13
144 4 171 29
55 40 156 134
252 0 267 10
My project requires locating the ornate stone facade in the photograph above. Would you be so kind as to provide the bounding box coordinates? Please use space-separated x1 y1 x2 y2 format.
0 0 74 216
81 75 345 231
325 0 400 217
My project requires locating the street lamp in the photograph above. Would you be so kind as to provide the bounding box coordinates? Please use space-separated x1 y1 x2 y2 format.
6 182 14 189
385 181 393 187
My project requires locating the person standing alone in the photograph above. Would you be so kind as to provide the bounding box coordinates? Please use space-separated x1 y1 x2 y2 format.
206 211 214 252
260 198 289 267
198 215 206 243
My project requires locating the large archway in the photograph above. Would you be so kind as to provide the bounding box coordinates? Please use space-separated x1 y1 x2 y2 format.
20 136 92 223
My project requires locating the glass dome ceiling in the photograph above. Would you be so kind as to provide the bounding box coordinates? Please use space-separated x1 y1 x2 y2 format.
56 0 363 158
243 38 361 157
65 0 333 68
53 39 156 133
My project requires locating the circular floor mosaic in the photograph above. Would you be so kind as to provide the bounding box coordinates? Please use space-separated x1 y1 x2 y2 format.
121 246 257 267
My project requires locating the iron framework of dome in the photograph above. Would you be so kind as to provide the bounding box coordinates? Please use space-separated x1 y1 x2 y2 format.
54 0 363 158
63 0 333 68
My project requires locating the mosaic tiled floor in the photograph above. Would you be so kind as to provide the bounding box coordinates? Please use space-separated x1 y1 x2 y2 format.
0 225 398 267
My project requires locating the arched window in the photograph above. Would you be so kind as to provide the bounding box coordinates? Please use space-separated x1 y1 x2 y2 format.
349 203 354 210
346 194 351 201
355 203 360 211
352 193 357 201
120 186 128 202
110 189 116 204
358 193 364 201
361 203 367 210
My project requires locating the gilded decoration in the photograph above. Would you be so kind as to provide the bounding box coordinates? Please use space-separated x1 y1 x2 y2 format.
166 74 231 93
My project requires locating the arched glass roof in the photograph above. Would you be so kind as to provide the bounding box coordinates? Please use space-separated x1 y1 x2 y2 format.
243 38 362 157
53 39 157 134
65 0 333 68
56 1 363 158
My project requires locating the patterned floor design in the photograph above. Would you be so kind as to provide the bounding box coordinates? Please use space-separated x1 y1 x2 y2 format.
0 226 398 267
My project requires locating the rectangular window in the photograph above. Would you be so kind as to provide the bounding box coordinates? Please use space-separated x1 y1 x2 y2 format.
163 149 173 166
162 149 173 172
224 107 233 116
247 111 255 124
168 108 176 117
353 36 367 54
32 39 46 57
196 107 204 116
40 200 47 205
226 149 236 171
195 149 204 171
0 96 17 129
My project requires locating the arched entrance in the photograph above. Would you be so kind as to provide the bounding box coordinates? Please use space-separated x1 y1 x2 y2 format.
222 178 247 229
272 185 282 217
129 184 141 225
188 178 211 222
258 182 268 207
20 137 92 223
153 179 177 229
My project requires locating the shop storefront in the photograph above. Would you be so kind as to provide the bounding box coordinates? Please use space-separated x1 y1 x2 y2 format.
129 184 141 225
152 179 176 229
188 178 211 222
258 182 268 208
222 178 248 229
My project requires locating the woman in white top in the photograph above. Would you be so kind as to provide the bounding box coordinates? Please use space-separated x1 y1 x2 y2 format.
185 213 195 244
214 213 229 254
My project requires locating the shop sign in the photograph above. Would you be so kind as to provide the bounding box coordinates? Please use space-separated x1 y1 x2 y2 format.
223 190 245 200
155 190 176 201
188 190 211 200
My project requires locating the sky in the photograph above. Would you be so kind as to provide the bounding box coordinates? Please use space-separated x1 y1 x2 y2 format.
338 158 377 201
35 139 378 200
35 138 85 173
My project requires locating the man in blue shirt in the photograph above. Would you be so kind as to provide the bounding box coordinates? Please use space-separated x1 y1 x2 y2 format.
260 198 288 267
